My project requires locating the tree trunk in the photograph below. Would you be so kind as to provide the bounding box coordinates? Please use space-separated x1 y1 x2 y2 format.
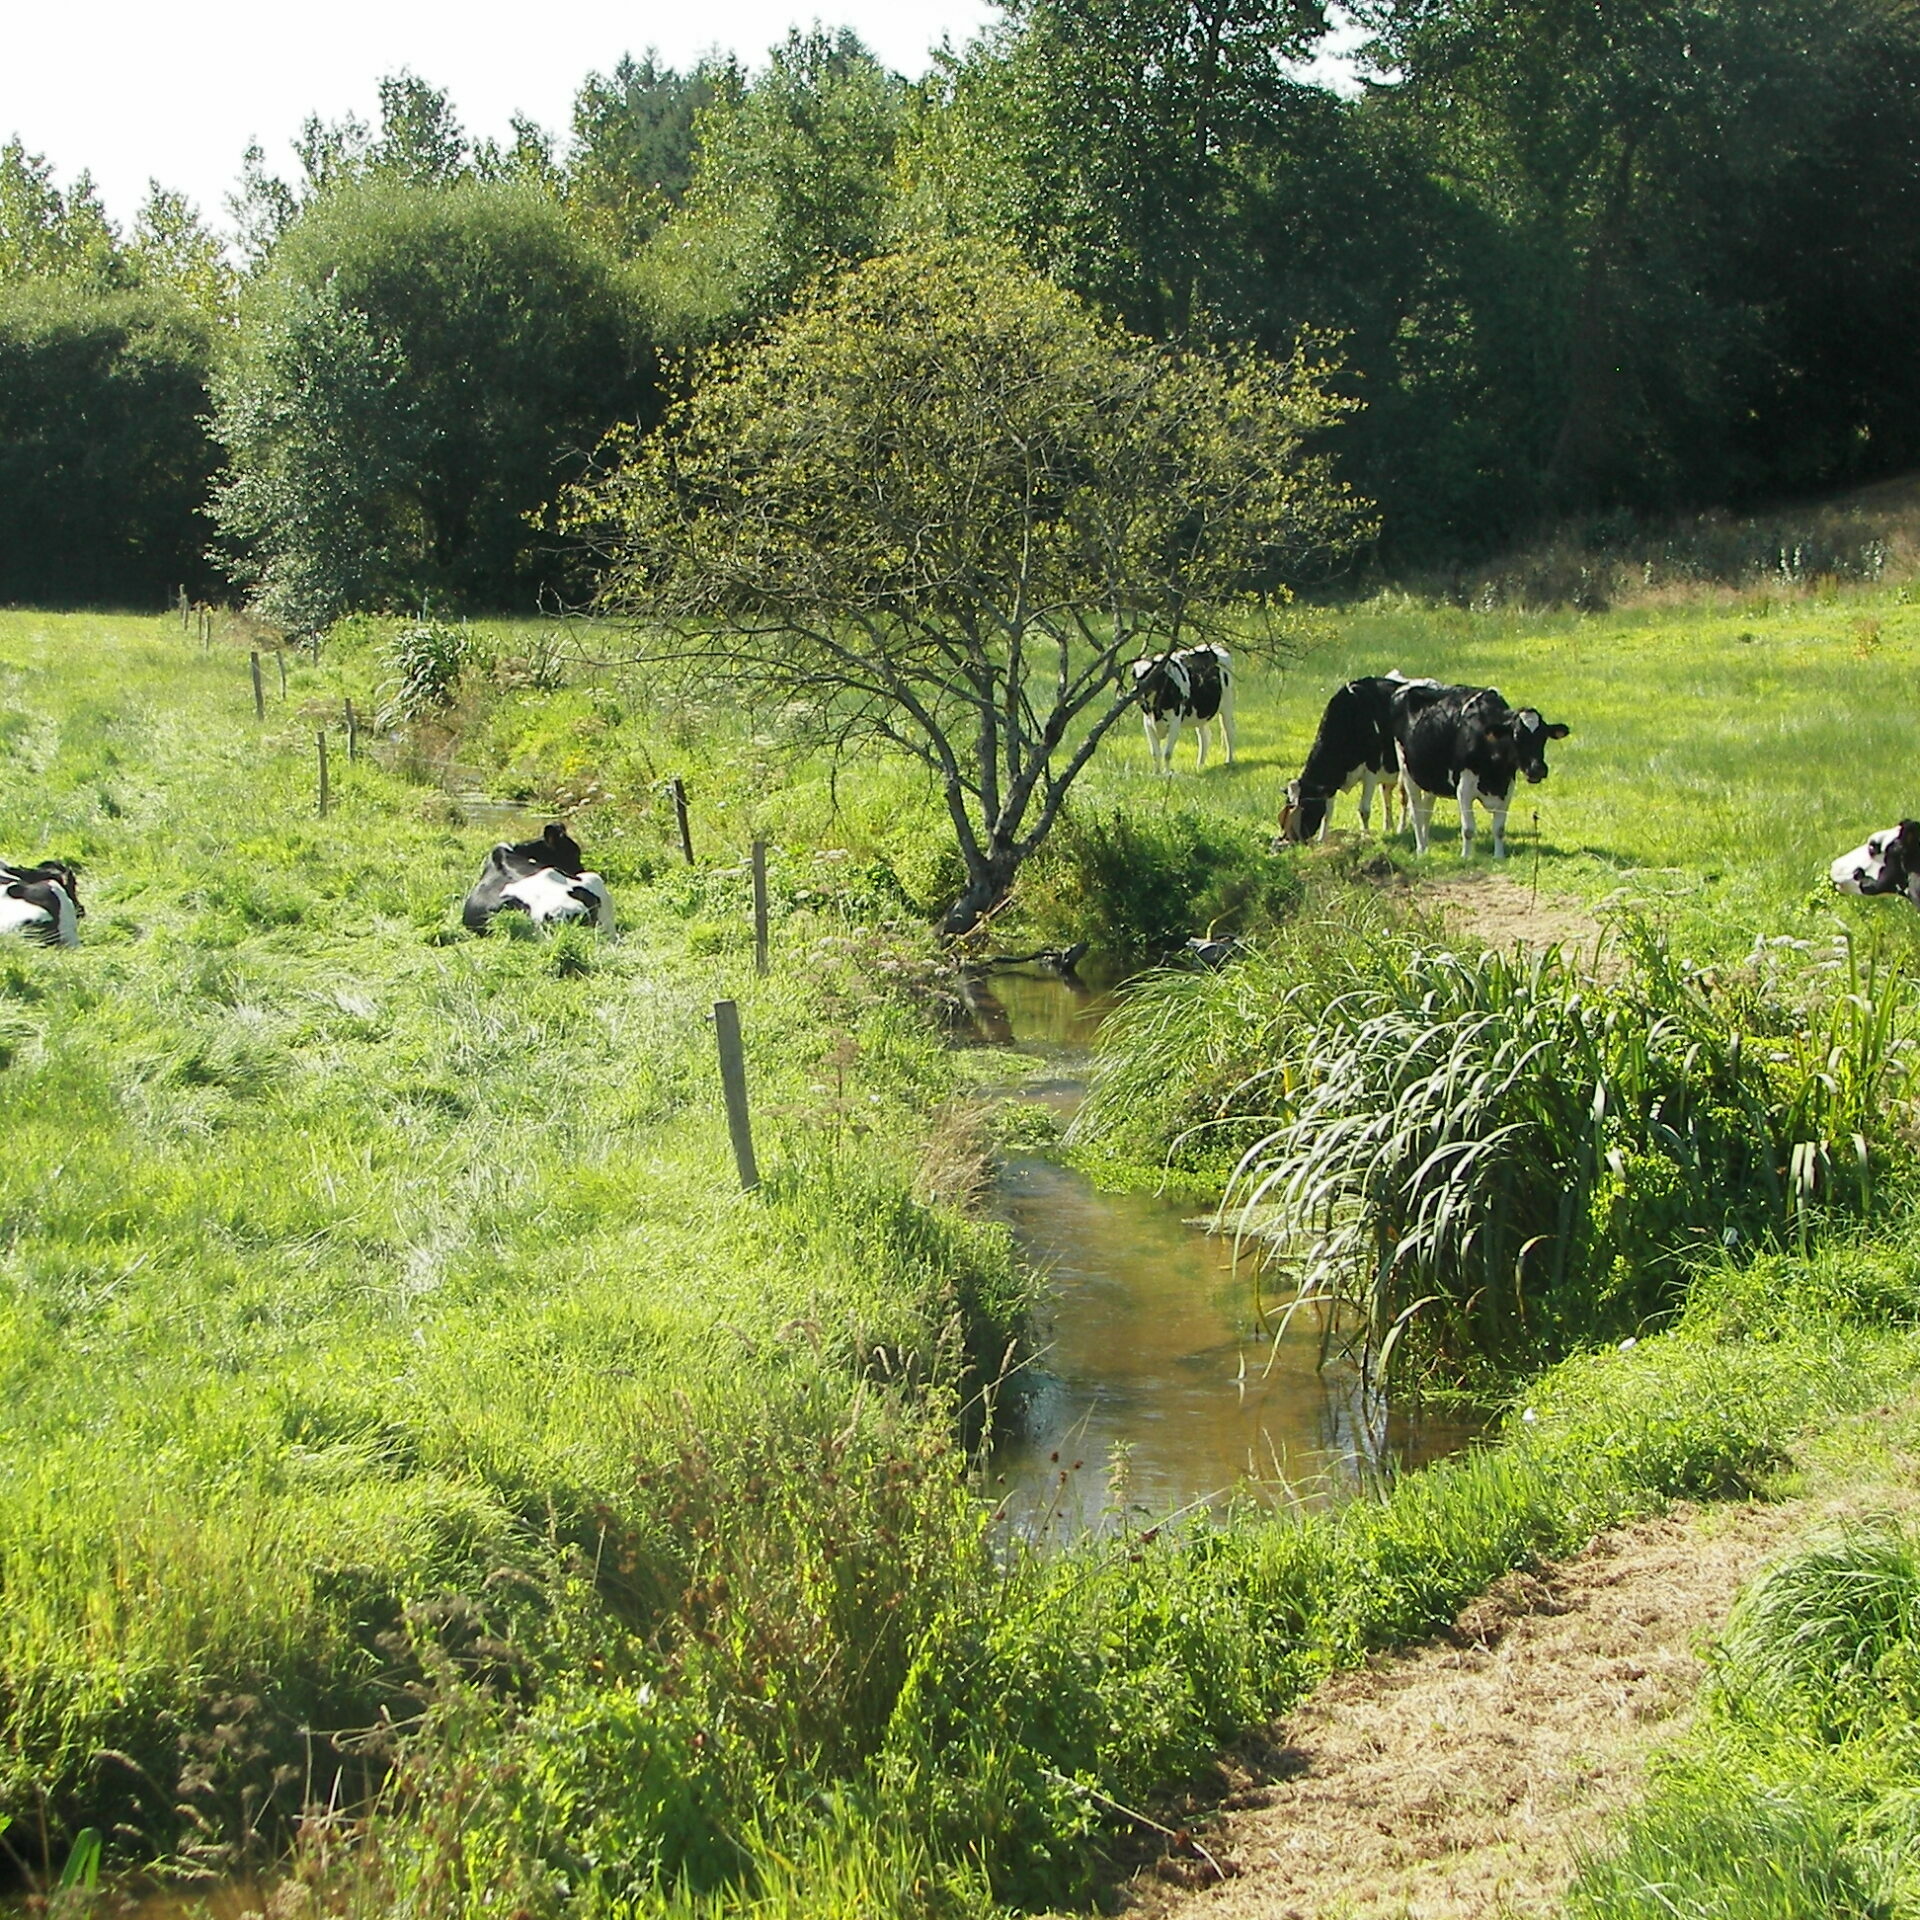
941 844 1023 938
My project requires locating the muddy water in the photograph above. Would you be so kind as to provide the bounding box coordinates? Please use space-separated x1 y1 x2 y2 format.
971 967 1478 1544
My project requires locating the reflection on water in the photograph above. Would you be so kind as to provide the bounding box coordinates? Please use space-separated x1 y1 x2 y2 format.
971 963 1480 1545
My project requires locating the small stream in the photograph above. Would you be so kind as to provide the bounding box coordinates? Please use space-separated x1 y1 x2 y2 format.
971 967 1479 1544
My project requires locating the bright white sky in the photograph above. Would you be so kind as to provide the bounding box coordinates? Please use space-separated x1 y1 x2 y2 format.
4 1 1004 234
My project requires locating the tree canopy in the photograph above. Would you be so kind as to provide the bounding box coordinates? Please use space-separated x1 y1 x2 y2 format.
573 243 1370 930
211 177 656 632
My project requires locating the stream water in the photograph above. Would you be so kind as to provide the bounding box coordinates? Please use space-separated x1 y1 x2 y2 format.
971 966 1479 1545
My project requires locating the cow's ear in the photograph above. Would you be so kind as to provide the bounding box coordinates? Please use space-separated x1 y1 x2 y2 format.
1546 723 1570 739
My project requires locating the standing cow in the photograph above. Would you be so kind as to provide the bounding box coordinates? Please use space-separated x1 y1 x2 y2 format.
1394 686 1570 859
1131 645 1235 775
1279 673 1439 842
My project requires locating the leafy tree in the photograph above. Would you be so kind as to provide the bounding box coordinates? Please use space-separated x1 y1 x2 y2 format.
212 178 656 629
1354 0 1920 511
639 29 906 342
210 278 418 632
920 0 1325 338
129 186 237 321
0 283 218 604
566 54 725 251
575 244 1370 932
0 140 122 287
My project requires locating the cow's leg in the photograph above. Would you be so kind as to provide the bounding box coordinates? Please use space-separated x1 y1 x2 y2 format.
1218 679 1236 766
1142 712 1165 773
1161 710 1184 775
1456 770 1480 857
1489 793 1511 860
1192 716 1209 772
1404 773 1434 855
1358 773 1374 832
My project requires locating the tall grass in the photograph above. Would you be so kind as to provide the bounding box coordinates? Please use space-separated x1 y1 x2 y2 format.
1078 921 1919 1385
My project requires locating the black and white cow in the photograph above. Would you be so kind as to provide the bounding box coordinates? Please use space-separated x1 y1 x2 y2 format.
0 858 82 946
1279 673 1439 842
1393 686 1570 859
462 823 615 935
1830 822 1920 907
1131 644 1235 775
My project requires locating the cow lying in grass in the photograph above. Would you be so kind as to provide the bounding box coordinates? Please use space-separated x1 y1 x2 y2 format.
462 823 615 934
1830 822 1920 907
0 858 82 946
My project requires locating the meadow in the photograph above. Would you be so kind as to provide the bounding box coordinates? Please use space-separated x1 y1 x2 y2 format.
6 581 1920 1917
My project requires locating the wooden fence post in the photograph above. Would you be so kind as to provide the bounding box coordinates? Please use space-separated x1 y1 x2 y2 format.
177 587 188 631
752 839 769 977
250 652 264 719
276 651 287 698
316 731 330 816
201 607 211 651
713 999 760 1191
671 777 695 865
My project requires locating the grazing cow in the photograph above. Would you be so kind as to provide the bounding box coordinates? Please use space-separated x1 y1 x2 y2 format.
0 858 82 946
1279 673 1439 842
1393 687 1570 858
462 823 613 934
1830 821 1920 907
1131 645 1235 775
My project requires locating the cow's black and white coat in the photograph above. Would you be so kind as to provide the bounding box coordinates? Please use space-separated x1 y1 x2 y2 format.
1831 822 1920 907
1279 673 1438 842
1131 645 1235 775
1393 686 1570 858
0 858 82 946
462 823 615 934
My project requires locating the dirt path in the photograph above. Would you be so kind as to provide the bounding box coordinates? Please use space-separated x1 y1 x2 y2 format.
1422 870 1608 962
1122 1499 1808 1920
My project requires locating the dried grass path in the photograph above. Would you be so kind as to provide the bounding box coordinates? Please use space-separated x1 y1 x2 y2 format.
1120 1500 1806 1920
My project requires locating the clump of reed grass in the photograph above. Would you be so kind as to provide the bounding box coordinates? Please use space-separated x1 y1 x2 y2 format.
1080 919 1917 1385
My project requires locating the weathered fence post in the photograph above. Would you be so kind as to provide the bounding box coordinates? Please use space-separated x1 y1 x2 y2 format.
752 840 769 977
201 607 211 651
712 999 759 1191
316 731 330 816
345 699 358 763
177 586 188 631
250 652 264 719
276 651 287 699
671 777 695 865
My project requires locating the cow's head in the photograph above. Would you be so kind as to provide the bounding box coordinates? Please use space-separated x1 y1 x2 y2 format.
1496 708 1570 784
516 822 584 877
1831 821 1920 903
1280 777 1328 842
37 860 82 916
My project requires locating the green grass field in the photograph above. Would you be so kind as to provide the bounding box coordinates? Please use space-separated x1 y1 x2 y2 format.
6 589 1920 1915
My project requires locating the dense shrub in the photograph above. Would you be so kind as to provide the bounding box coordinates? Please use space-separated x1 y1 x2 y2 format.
0 284 217 606
1019 804 1302 959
